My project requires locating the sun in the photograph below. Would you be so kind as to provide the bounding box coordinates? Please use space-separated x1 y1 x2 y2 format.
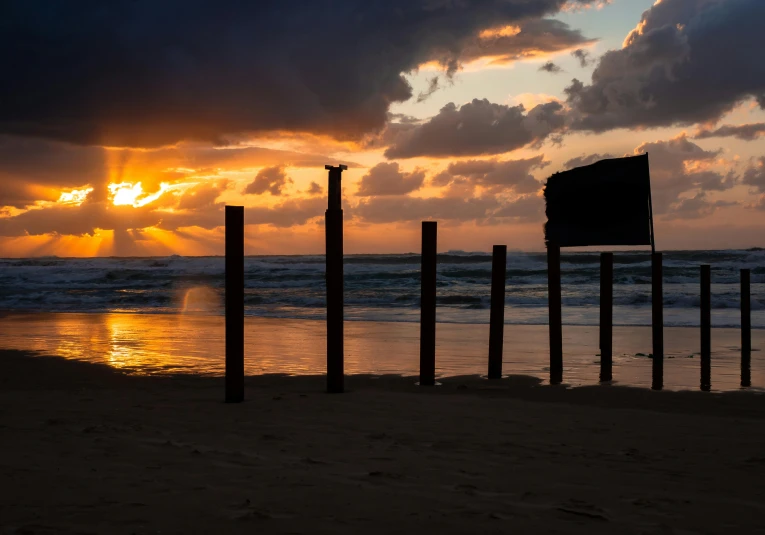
108 181 171 207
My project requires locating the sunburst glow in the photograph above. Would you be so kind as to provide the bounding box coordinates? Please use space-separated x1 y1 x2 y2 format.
57 187 94 206
108 181 170 207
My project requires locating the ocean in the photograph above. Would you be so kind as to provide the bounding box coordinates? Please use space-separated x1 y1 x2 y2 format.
1 249 763 328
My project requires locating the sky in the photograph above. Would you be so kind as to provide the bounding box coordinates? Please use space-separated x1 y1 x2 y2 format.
1 0 764 257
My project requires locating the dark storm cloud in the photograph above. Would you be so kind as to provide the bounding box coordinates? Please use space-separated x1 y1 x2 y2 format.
244 166 292 196
694 123 765 141
566 0 765 132
539 62 563 74
0 0 597 148
356 163 425 196
384 99 565 158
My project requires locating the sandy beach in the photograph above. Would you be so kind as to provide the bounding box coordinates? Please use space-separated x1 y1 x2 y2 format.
3 349 765 534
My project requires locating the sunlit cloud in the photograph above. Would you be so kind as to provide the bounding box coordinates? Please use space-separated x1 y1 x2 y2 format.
57 187 94 206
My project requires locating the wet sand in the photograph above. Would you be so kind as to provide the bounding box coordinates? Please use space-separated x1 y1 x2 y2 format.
2 349 765 534
1 312 763 391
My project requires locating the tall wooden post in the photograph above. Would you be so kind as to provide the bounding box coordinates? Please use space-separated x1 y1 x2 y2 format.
325 164 346 394
547 243 563 385
600 252 613 382
225 206 244 403
488 245 507 379
741 269 751 387
420 221 437 386
700 265 711 391
651 252 664 390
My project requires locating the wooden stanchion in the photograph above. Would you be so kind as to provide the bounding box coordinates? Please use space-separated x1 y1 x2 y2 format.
325 165 346 394
488 245 507 379
651 252 664 390
419 221 437 386
225 206 244 403
547 243 563 385
600 252 613 382
741 269 751 387
700 265 711 391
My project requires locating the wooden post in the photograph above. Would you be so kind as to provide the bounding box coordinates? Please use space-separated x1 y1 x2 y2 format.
600 252 613 382
547 243 563 385
225 206 244 403
741 269 751 387
420 221 437 386
325 165 346 394
651 252 664 390
700 265 711 391
488 245 507 379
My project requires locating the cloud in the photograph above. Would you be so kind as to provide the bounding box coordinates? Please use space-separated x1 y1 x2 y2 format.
245 197 327 228
571 48 594 67
566 0 765 132
441 155 549 193
563 153 615 169
694 123 765 141
664 192 738 220
306 182 324 196
0 136 106 207
356 163 425 196
175 180 230 211
565 134 738 220
539 62 563 74
742 157 765 191
0 0 598 147
355 195 501 224
458 18 595 66
244 166 292 196
416 77 441 103
384 99 565 158
0 133 358 211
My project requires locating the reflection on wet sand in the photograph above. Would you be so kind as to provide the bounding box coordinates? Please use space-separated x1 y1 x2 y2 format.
0 312 763 391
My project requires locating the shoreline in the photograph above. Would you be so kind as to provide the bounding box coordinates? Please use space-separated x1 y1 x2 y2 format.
2 312 763 392
2 349 765 534
2 309 764 329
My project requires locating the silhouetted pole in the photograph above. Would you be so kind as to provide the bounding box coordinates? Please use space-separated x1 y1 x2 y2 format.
225 206 244 403
325 165 346 394
488 245 507 379
741 269 751 387
547 243 563 385
600 252 613 382
700 265 711 391
420 221 437 386
651 252 664 390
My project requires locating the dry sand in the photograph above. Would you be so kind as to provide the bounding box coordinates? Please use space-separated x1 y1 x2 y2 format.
2 349 765 534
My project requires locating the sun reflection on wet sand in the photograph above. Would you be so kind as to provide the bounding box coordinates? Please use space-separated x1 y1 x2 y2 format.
0 312 763 391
